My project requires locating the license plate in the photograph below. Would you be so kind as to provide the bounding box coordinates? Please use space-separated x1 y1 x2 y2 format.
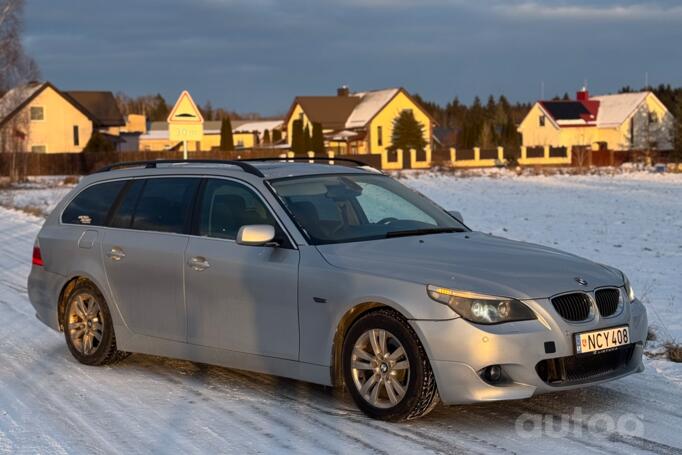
575 326 630 354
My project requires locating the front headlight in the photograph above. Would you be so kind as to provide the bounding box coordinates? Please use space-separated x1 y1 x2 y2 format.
427 285 536 324
623 273 636 303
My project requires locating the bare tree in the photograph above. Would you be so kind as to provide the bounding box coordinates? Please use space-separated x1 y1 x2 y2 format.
0 0 40 181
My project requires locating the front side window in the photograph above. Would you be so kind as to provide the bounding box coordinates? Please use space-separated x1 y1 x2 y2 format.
271 174 466 245
30 106 44 121
131 178 199 234
199 179 277 240
62 180 126 226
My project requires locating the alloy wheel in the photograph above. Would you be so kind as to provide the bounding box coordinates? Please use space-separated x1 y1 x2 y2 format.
67 293 103 356
350 328 410 409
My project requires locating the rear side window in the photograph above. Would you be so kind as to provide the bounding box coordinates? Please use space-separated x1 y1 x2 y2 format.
131 178 199 234
62 180 126 226
110 180 145 228
199 179 277 240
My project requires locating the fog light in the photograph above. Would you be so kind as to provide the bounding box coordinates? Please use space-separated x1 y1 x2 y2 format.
484 365 502 383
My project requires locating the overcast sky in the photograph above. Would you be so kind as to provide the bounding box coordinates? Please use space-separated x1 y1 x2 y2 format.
24 0 682 116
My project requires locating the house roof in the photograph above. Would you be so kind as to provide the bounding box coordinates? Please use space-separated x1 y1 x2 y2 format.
345 88 400 128
145 119 283 137
285 87 434 132
0 82 46 126
291 96 361 130
539 101 592 121
592 92 650 128
64 91 125 127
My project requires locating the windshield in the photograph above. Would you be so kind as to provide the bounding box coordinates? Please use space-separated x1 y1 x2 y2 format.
270 174 467 245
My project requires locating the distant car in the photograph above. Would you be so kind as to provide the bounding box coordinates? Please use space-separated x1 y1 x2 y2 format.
28 159 648 421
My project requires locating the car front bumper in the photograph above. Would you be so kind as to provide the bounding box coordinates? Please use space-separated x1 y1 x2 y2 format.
410 298 648 405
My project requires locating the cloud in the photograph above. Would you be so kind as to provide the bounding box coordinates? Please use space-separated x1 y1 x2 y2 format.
495 2 682 21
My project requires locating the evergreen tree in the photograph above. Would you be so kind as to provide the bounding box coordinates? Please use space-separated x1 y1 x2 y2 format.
263 129 271 144
272 128 283 143
389 110 427 153
672 100 682 166
291 119 304 153
220 118 234 151
311 122 325 155
303 124 312 152
83 132 115 153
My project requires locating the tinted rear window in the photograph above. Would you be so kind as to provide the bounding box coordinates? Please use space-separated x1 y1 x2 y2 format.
62 180 126 226
110 180 144 228
131 178 199 234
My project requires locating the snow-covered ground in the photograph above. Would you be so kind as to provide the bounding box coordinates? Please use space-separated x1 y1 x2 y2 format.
0 171 681 454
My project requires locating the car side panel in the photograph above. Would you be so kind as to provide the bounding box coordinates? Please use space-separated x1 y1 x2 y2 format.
297 245 456 368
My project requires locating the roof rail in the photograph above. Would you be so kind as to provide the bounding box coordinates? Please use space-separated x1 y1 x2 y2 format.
94 159 265 177
245 156 378 170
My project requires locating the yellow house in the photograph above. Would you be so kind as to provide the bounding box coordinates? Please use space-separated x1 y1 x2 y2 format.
284 86 435 168
138 119 284 152
518 89 673 151
0 81 125 153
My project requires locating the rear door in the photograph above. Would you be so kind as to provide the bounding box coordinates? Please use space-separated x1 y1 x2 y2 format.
184 178 300 360
101 177 199 342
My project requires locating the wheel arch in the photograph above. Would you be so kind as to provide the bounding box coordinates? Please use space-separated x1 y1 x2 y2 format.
330 301 413 387
57 274 106 331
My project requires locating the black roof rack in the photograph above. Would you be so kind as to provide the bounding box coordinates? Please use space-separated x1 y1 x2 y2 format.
94 159 265 177
245 156 375 168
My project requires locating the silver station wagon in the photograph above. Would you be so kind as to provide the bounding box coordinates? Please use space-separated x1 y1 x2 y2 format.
28 159 648 421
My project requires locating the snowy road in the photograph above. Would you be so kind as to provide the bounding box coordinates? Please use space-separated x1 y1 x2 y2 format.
1 172 682 454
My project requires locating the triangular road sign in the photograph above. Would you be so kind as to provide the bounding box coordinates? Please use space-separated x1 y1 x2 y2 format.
167 90 204 124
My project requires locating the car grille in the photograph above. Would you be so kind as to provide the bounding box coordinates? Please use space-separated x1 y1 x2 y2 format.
551 293 592 321
536 344 635 385
595 288 620 317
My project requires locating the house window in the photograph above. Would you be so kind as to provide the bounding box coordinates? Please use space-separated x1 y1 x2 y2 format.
31 145 47 153
30 106 44 121
539 115 546 127
377 126 383 147
73 125 80 146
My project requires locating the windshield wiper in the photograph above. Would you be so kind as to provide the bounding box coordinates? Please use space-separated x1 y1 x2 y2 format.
386 227 466 238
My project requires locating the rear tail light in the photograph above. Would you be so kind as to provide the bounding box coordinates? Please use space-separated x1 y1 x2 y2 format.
32 245 44 266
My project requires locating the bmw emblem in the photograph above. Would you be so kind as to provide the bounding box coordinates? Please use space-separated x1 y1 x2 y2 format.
575 277 588 286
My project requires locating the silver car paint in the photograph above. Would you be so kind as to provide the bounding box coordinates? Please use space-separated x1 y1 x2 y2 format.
27 163 647 405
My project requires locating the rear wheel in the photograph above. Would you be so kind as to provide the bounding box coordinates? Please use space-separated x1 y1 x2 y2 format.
63 281 128 365
342 309 439 421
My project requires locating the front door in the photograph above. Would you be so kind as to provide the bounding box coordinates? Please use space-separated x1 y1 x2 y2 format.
101 177 199 342
184 178 300 360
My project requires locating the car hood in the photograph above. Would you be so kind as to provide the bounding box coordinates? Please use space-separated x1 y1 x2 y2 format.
316 232 623 300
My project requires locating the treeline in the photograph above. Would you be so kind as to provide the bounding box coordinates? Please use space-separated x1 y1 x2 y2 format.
413 94 530 149
114 93 264 122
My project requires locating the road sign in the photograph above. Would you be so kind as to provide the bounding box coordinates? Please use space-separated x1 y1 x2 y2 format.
168 90 204 158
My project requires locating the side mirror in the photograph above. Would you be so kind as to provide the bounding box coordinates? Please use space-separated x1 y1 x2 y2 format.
448 210 464 224
236 225 277 246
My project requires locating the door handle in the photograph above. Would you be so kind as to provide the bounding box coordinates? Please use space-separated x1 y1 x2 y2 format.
189 256 210 271
107 247 126 261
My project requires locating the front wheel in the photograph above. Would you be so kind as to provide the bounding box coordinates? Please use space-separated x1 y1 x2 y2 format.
342 309 439 421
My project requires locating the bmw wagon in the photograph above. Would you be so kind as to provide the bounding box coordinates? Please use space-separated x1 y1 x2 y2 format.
28 159 648 421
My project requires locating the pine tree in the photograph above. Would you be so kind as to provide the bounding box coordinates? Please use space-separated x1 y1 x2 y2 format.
303 124 312 153
272 128 283 143
291 119 304 153
83 132 115 153
311 122 325 155
672 100 682 167
220 118 234 151
263 129 271 144
389 110 427 153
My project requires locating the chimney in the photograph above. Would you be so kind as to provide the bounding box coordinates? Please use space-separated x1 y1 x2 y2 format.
337 85 350 97
576 86 589 101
